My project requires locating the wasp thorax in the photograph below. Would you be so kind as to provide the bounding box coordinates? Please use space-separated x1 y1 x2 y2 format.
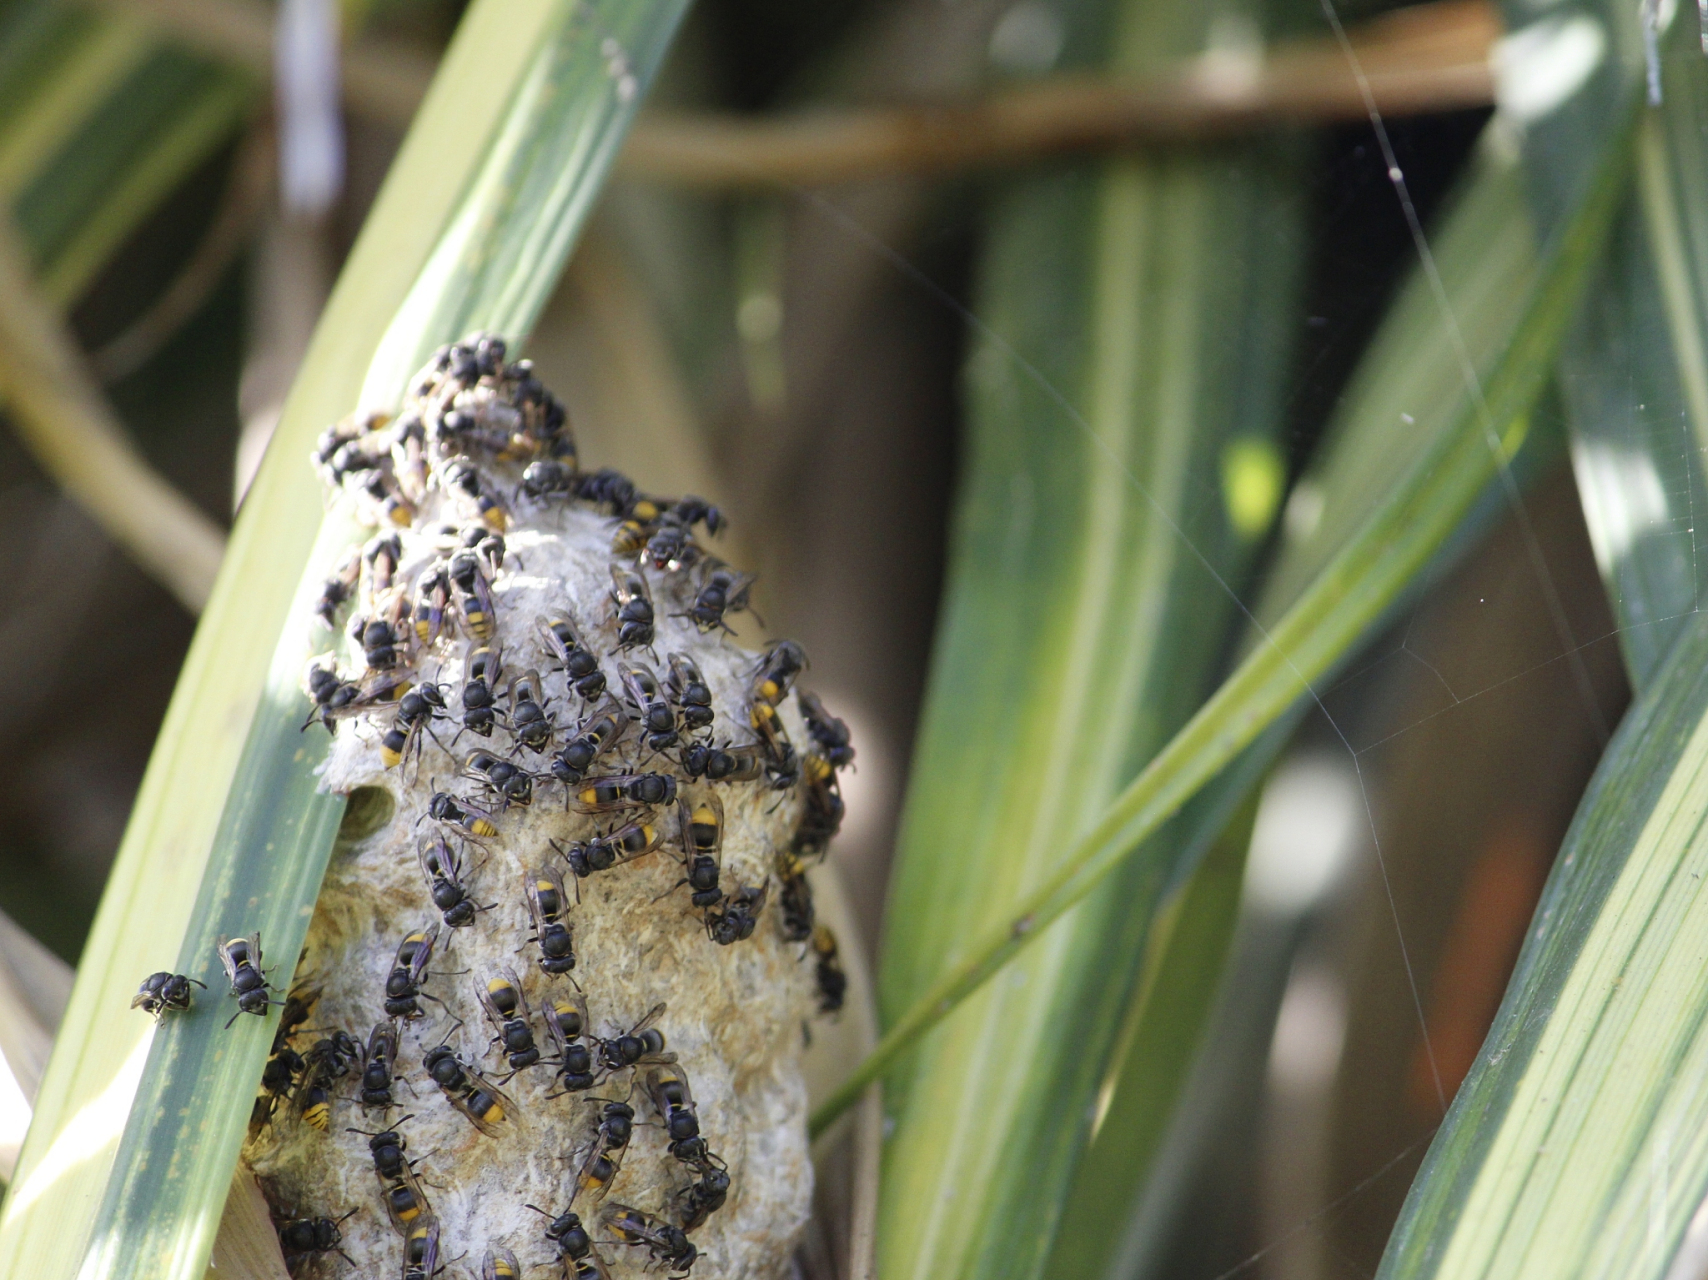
243 335 854 1279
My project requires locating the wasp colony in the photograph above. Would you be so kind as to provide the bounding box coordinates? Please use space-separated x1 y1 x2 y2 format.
220 334 853 1278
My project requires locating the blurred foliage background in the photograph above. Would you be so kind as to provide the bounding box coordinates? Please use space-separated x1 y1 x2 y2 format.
0 0 1658 1275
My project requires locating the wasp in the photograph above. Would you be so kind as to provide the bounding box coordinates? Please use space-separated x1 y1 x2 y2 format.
384 925 449 1020
675 796 723 909
570 1097 633 1204
596 1003 672 1074
524 866 576 975
554 819 663 880
714 742 774 784
416 838 485 930
520 459 575 502
459 522 507 575
358 467 417 528
274 985 319 1045
798 690 855 770
482 1246 523 1280
401 1219 442 1280
506 670 553 751
682 559 756 634
569 773 677 815
293 1030 360 1131
412 565 454 647
777 850 814 943
527 1203 597 1271
543 992 596 1094
382 1172 435 1237
353 591 413 670
463 748 533 807
440 455 508 532
589 1095 635 1152
602 1202 698 1276
750 695 797 781
551 698 630 786
573 467 638 514
302 659 410 733
251 986 316 1130
752 638 806 707
678 496 726 535
568 1242 617 1280
364 531 404 597
676 1158 731 1232
391 409 429 500
609 564 655 651
477 967 542 1074
348 1120 422 1189
642 511 696 573
360 1021 404 1110
381 683 448 772
132 971 203 1020
618 663 677 751
276 1209 358 1270
314 547 361 629
610 516 654 559
459 644 503 737
218 935 279 1027
512 357 572 445
313 414 368 478
705 884 767 946
812 924 847 1014
448 547 498 643
645 1062 704 1162
665 654 714 733
539 614 606 701
680 741 740 782
427 789 501 842
422 1042 520 1138
793 754 846 856
253 1046 303 1135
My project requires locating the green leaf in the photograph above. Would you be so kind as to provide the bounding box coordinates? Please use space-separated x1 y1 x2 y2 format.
1554 10 1708 687
870 1 1315 1274
1043 777 1261 1280
1040 135 1552 1279
361 0 690 407
816 70 1632 1156
1376 597 1708 1280
1376 6 1708 1280
0 2 685 1275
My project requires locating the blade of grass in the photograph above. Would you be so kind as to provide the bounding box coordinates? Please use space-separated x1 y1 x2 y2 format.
1374 5 1708 1279
360 0 689 408
1047 136 1547 1280
814 92 1633 1139
0 10 154 202
872 0 1315 1273
1555 17 1708 687
0 2 644 1273
1375 599 1708 1280
1044 778 1262 1280
64 5 686 1278
29 57 251 306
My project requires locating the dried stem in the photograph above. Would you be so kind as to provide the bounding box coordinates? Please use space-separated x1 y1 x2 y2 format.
621 0 1499 186
100 0 1498 181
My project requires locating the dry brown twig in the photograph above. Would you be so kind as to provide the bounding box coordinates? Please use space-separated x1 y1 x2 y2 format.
94 0 1499 184
622 0 1500 186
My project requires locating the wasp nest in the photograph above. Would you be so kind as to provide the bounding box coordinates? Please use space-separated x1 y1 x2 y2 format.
241 334 851 1280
